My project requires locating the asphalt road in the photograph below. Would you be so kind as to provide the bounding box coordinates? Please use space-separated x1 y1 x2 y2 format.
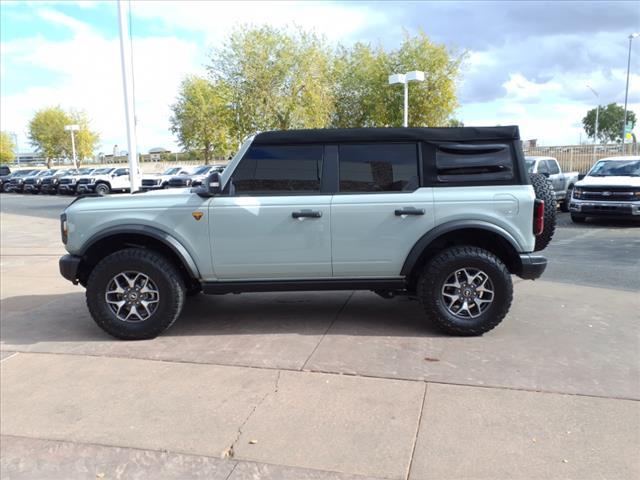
1 193 638 290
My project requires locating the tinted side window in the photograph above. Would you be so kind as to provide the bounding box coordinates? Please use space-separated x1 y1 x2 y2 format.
114 168 129 176
547 160 560 174
435 144 514 183
232 145 323 194
536 161 549 174
339 143 419 193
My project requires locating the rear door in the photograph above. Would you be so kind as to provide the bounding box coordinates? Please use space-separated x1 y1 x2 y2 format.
210 144 332 279
331 142 434 277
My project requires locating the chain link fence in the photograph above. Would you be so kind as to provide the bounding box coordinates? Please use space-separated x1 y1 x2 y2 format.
523 143 639 173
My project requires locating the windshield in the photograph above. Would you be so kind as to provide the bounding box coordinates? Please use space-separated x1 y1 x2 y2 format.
77 168 94 174
15 170 35 177
588 160 640 177
193 166 211 175
93 168 114 175
163 167 181 175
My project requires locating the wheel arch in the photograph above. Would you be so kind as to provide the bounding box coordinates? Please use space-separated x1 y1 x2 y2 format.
77 225 200 287
401 221 523 286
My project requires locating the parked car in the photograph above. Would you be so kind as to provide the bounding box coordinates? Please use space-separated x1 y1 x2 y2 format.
23 169 68 194
40 169 78 194
525 156 580 212
141 166 191 191
5 169 38 192
76 167 132 195
57 168 97 195
569 156 640 223
59 126 553 340
0 165 12 193
166 165 223 188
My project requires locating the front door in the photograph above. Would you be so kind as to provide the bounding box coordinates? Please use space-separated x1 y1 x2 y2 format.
210 144 331 279
331 143 434 277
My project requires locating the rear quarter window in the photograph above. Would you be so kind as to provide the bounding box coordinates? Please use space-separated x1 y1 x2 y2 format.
434 143 515 185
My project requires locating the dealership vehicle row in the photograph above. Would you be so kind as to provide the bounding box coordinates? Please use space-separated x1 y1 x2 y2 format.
0 164 225 195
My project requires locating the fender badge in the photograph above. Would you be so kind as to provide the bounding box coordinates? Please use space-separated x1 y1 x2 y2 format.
192 211 204 221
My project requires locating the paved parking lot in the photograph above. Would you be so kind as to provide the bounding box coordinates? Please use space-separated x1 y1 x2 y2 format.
1 194 639 479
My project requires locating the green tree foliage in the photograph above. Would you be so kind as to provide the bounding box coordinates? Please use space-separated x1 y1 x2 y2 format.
28 106 99 168
170 76 233 164
331 31 464 128
583 103 636 143
0 131 16 163
174 27 465 152
68 110 100 167
208 26 335 140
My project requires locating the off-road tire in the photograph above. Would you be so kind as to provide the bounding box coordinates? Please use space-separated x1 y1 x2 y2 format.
560 186 573 212
571 214 586 223
86 248 185 340
530 173 556 251
417 246 513 336
95 183 110 195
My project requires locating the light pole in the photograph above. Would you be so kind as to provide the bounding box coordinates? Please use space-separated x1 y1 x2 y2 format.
64 124 80 169
389 70 425 127
118 0 140 192
587 85 599 161
622 33 639 146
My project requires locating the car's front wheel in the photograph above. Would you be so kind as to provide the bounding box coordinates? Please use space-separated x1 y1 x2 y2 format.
417 246 513 336
86 248 186 340
95 183 110 195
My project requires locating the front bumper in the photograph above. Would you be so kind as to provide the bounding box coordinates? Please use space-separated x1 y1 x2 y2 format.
59 254 82 284
570 199 640 217
76 184 96 193
518 254 547 280
58 184 76 193
23 184 40 192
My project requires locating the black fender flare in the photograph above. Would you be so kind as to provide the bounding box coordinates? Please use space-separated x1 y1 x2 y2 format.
79 224 200 278
400 220 522 276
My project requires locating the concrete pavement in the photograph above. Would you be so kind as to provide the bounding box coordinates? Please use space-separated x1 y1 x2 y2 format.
1 206 639 479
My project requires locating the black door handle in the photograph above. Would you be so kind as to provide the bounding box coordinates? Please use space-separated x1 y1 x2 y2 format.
395 208 425 216
292 210 322 219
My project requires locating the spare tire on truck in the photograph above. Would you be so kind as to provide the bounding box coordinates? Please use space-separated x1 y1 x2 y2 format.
530 173 556 251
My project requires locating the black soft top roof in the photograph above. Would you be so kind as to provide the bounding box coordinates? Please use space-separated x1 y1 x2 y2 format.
253 126 520 145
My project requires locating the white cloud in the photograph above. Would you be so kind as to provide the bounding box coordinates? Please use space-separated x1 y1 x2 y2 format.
1 12 202 153
131 1 387 45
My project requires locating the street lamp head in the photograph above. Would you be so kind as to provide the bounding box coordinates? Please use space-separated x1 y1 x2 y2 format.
630 33 639 39
388 73 406 85
405 70 425 82
64 124 80 132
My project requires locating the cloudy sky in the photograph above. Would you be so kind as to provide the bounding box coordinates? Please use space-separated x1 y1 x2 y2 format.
1 0 639 153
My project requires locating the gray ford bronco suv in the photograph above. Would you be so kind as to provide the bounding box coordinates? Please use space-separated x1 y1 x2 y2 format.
59 127 553 340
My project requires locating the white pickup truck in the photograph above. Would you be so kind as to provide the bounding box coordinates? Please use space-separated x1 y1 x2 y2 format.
525 156 580 212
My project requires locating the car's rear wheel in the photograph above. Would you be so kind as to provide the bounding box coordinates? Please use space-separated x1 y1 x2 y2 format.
86 248 185 340
417 246 513 336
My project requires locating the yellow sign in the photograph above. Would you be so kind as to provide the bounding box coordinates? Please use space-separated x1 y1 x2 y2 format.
192 211 204 221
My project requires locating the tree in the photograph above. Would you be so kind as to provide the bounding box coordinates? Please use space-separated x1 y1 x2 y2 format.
331 31 465 128
170 76 233 164
28 106 99 168
208 26 334 140
67 110 100 167
583 103 636 144
0 132 15 163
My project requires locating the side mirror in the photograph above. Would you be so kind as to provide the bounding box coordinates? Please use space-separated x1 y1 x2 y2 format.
196 171 221 198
